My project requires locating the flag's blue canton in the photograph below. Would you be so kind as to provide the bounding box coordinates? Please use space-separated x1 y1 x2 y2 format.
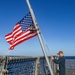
19 12 34 32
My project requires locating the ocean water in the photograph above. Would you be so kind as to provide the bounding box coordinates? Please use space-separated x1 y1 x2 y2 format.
65 56 75 75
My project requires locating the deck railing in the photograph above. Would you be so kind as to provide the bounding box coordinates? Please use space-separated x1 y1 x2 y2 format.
0 56 75 75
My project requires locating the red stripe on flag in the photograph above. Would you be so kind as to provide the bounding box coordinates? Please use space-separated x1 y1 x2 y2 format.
10 33 37 50
5 24 37 50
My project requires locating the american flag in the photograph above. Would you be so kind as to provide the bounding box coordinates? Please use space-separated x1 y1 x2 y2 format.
5 12 37 50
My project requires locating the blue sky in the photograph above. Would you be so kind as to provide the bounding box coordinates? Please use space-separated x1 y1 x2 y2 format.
0 0 75 56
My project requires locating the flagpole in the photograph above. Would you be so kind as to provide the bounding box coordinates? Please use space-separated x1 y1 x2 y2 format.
26 0 54 75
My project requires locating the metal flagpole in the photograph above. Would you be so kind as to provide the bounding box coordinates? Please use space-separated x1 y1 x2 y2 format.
26 0 54 75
